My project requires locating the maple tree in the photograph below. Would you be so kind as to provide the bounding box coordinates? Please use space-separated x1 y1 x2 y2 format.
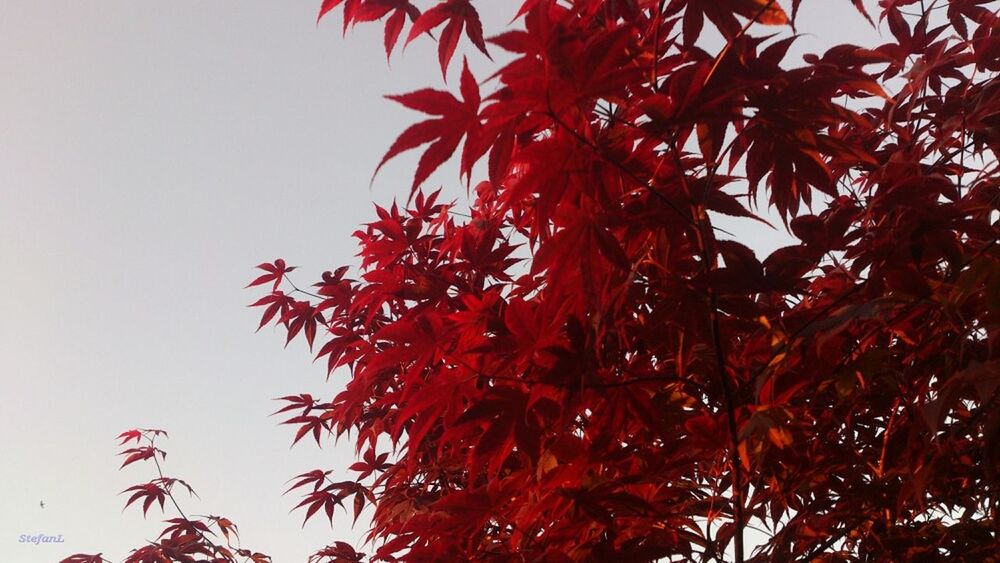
65 0 1000 561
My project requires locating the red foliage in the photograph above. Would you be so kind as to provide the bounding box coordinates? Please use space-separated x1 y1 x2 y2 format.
67 0 999 561
62 429 272 563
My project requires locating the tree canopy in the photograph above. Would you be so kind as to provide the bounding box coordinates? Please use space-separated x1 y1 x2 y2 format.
65 1 1000 561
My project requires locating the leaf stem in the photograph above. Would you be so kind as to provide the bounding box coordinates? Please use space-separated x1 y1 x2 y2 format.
147 434 224 557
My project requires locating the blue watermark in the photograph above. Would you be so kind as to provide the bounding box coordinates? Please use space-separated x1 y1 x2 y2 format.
18 533 65 545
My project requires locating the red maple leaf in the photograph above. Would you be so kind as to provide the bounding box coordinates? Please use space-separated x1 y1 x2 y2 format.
375 58 483 193
405 0 489 78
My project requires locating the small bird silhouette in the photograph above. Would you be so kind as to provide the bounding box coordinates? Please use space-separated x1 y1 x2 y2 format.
40 501 45 509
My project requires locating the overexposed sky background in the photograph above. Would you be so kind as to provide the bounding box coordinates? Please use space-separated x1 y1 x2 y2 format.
0 2 879 561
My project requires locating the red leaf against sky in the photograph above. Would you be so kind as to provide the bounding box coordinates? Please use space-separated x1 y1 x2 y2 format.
405 0 489 78
59 556 105 563
116 429 142 445
376 59 482 193
246 259 295 291
666 0 789 45
121 482 167 517
118 446 163 469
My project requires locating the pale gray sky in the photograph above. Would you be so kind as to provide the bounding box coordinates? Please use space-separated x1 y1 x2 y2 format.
0 2 878 561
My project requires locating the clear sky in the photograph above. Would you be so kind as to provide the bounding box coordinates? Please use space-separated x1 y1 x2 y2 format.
0 2 879 561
